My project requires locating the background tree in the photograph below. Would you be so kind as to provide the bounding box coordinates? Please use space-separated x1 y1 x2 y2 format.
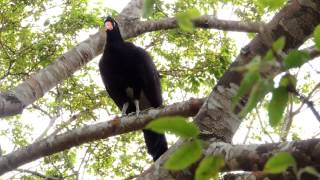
0 0 319 179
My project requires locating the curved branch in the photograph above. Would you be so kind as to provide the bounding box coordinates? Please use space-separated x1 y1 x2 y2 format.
0 98 204 175
137 15 264 34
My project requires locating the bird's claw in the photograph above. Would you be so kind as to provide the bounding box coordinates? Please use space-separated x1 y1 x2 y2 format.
121 102 129 116
134 99 140 117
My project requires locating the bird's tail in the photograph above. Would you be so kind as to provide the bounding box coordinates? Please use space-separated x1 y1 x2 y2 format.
142 129 168 161
126 103 168 161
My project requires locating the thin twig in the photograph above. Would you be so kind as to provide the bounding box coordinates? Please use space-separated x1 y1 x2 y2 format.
15 169 61 180
280 95 294 141
256 108 275 143
242 117 254 144
290 88 320 122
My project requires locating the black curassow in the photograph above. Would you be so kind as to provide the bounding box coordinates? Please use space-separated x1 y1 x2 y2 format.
99 16 168 161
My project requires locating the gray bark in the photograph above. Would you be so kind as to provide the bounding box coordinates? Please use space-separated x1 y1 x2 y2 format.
1 0 320 178
137 0 320 179
0 98 204 175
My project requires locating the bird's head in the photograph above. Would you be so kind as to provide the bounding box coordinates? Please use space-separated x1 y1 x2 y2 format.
104 16 123 43
104 16 118 32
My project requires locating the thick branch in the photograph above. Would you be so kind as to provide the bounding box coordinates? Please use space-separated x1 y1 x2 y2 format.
206 138 320 172
138 138 320 179
137 15 264 34
0 98 204 175
223 171 319 180
138 0 320 179
119 0 144 20
0 0 145 117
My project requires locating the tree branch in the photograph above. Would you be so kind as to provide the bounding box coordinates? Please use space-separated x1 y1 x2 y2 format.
139 138 320 179
137 15 264 34
119 0 144 20
0 98 204 175
304 45 320 59
208 138 320 172
15 169 60 180
137 0 320 179
223 171 320 180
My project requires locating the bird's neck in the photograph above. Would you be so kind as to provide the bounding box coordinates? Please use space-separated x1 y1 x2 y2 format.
106 30 124 46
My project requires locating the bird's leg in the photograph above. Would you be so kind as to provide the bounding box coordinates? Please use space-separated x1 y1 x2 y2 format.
122 102 129 116
134 99 140 117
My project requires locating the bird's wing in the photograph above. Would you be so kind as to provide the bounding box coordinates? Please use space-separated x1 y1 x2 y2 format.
99 59 127 109
133 46 163 108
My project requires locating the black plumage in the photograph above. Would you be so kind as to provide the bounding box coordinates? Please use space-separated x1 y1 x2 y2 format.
99 17 168 161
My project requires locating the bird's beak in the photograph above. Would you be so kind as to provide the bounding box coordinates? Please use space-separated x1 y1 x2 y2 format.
105 21 113 31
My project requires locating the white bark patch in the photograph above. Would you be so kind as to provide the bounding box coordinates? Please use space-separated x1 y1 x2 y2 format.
14 83 36 105
206 142 228 156
207 96 223 109
46 135 56 147
229 83 240 94
278 141 294 151
120 0 144 20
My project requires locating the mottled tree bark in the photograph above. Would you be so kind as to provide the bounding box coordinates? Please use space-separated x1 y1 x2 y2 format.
138 0 320 179
1 0 320 178
0 98 204 175
207 138 320 172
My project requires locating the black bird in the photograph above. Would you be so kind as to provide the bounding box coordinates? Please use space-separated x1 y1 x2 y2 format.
99 16 168 161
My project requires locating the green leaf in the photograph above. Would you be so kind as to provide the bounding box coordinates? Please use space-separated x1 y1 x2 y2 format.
279 74 297 88
143 0 155 18
232 70 260 110
195 156 225 180
272 37 285 52
264 152 296 174
264 50 275 61
186 8 201 18
176 8 201 32
314 25 320 49
165 139 202 170
268 86 289 127
239 79 272 117
146 116 199 138
259 0 286 10
283 50 310 69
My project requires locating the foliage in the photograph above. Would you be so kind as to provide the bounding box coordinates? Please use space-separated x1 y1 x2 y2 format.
0 0 319 179
164 139 202 170
176 8 201 32
232 34 316 130
283 50 310 70
147 117 224 178
195 155 225 180
315 25 320 49
143 0 156 18
146 116 199 138
264 152 296 174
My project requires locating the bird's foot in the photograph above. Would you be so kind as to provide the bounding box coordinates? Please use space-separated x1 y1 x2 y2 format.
134 99 140 117
121 102 129 116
